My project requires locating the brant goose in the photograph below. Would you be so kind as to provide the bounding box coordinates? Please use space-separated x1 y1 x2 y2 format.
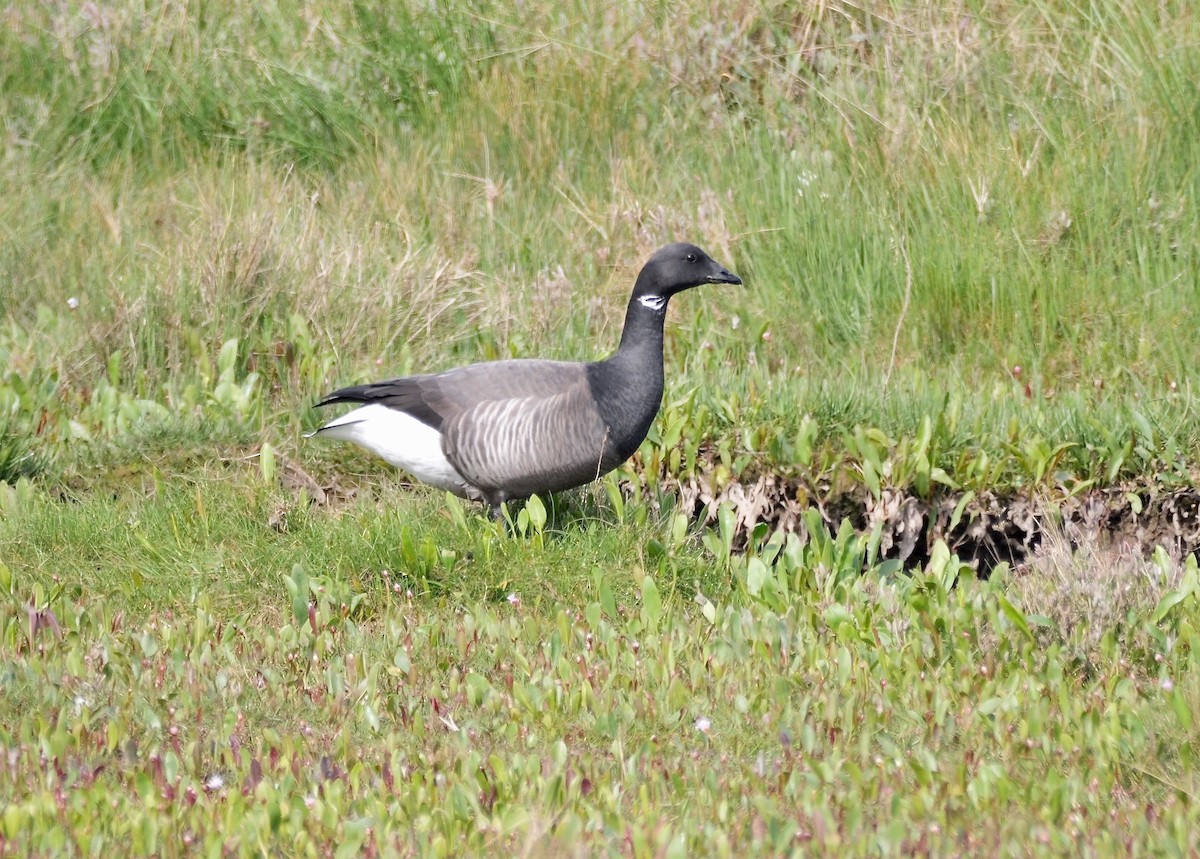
311 242 741 516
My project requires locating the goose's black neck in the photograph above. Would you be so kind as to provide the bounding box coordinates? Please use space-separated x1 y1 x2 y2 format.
584 292 670 461
616 291 669 355
582 242 740 463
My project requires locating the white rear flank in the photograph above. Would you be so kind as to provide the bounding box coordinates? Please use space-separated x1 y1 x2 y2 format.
311 404 471 496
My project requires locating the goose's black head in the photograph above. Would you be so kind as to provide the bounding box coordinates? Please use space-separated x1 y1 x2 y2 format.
632 243 742 309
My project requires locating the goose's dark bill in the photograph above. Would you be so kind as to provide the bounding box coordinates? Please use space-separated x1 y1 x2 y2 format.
311 242 742 515
707 269 742 285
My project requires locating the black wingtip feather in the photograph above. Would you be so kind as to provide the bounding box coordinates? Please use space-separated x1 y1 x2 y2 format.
313 378 445 432
313 385 375 410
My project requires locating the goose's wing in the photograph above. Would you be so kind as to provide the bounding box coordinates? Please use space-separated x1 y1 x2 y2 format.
315 359 587 432
441 372 610 498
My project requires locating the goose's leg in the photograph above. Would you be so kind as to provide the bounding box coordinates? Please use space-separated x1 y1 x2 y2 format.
484 492 506 522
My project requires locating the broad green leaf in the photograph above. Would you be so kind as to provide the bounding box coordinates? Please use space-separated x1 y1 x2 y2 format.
746 557 769 596
641 575 662 630
977 697 1006 716
996 593 1033 640
717 503 736 556
526 494 547 532
259 442 277 485
288 563 309 624
1152 587 1196 624
600 581 618 620
948 490 975 534
670 512 688 547
1172 688 1194 731
217 337 239 375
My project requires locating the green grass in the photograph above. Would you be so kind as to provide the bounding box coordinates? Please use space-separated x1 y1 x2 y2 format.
3 490 1199 854
4 0 1200 853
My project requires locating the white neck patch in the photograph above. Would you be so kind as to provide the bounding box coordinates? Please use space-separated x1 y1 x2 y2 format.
638 295 667 312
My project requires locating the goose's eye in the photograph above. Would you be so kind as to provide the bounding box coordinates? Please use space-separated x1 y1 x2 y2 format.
686 253 697 262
